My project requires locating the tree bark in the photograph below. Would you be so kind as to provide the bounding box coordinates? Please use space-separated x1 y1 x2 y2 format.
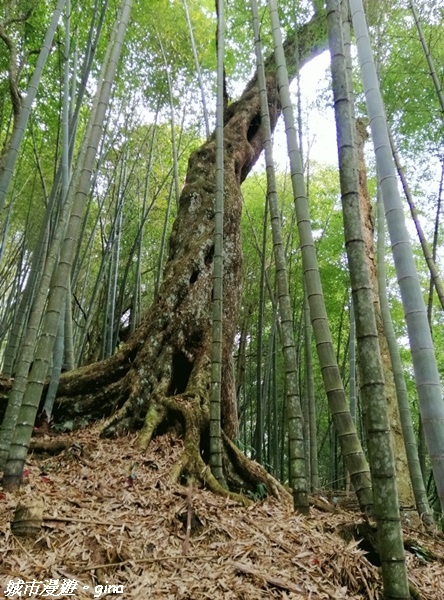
355 119 414 509
34 12 327 497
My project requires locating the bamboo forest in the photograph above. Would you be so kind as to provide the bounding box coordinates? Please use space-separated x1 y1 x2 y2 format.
1 0 444 598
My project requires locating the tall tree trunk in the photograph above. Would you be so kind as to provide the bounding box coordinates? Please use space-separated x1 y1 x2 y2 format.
304 285 319 492
253 180 267 465
327 3 409 596
209 0 227 488
377 188 433 526
38 12 329 500
354 120 414 509
252 0 308 512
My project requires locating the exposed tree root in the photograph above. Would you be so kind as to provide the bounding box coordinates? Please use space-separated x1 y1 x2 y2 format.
222 433 292 506
29 439 71 454
115 389 289 506
138 403 168 450
51 345 289 505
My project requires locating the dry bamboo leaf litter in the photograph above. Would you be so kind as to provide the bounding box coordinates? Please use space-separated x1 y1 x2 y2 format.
0 428 442 600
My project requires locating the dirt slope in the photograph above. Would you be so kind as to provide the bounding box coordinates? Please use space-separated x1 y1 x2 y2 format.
1 427 443 599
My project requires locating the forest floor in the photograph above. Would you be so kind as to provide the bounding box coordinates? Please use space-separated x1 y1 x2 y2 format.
1 426 444 600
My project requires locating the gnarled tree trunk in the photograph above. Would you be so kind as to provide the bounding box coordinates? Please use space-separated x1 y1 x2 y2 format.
43 12 328 498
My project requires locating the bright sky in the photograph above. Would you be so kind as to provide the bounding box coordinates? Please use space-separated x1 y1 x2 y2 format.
269 51 338 171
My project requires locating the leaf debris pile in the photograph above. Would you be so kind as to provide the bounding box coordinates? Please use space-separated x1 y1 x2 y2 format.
1 428 443 599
